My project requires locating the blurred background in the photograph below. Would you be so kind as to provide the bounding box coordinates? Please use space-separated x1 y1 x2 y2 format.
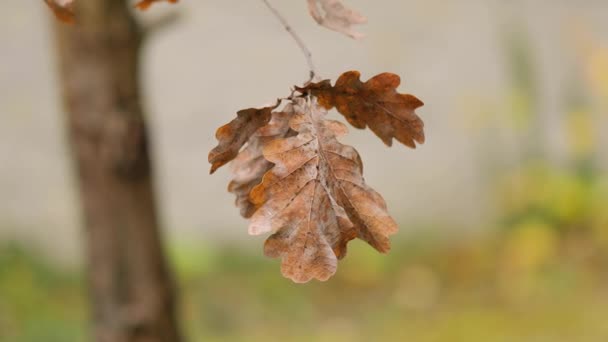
1 0 608 341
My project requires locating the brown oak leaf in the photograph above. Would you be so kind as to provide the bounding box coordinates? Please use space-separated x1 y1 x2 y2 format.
44 0 75 24
299 71 425 148
307 0 367 39
209 71 424 282
228 106 295 218
135 0 179 11
248 98 397 283
208 102 279 174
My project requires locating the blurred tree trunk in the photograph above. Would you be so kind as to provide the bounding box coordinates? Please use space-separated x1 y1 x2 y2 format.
53 1 181 341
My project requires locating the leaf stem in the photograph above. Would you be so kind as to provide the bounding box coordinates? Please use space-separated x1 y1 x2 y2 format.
261 0 317 81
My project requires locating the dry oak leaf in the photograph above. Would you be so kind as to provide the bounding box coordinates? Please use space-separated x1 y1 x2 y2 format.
135 0 179 11
208 102 279 174
46 0 178 23
248 98 397 283
228 107 295 218
307 0 367 39
299 71 425 148
44 0 75 24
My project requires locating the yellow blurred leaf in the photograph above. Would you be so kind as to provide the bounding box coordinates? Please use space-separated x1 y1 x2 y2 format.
503 219 558 273
565 109 596 159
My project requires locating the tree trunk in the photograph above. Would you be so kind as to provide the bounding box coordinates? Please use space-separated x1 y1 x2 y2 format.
53 1 181 341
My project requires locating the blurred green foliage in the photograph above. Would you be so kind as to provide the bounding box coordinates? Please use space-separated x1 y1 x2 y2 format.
2 231 608 342
0 243 86 342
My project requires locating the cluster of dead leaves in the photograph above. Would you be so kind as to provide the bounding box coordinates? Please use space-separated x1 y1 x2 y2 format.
209 71 424 283
43 0 424 282
45 0 366 39
44 0 178 23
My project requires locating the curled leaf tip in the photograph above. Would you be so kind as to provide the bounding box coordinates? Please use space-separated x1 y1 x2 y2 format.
44 0 76 24
135 0 179 11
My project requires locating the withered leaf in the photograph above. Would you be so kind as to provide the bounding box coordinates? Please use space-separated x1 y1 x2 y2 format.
248 98 397 283
209 70 424 282
228 107 295 218
307 0 367 39
208 102 279 174
44 0 75 24
299 71 425 148
135 0 179 11
46 0 179 23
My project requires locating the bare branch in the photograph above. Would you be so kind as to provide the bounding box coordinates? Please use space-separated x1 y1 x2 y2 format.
261 0 317 81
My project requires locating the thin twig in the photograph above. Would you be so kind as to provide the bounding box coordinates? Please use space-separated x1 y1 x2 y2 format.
261 0 317 81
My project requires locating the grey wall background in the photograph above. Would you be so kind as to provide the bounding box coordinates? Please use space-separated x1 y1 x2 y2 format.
1 0 607 263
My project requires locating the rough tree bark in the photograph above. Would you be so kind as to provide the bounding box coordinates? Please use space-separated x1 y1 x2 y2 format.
53 1 181 341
